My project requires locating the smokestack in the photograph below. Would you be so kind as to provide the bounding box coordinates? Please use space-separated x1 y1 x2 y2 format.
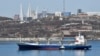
35 7 38 19
20 3 24 22
27 3 32 17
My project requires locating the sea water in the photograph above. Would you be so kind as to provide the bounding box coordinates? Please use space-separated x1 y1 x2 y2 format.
0 40 100 56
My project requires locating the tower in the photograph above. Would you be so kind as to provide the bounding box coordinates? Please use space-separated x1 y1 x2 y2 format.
20 4 24 23
77 9 82 14
26 2 38 20
27 3 32 17
26 3 33 21
35 7 38 19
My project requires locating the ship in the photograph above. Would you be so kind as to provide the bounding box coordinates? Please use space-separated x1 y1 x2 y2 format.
17 33 91 50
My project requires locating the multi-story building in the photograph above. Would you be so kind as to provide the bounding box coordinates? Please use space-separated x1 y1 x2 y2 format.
13 14 20 21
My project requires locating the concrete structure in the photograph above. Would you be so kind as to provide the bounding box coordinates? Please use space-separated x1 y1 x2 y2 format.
86 12 100 16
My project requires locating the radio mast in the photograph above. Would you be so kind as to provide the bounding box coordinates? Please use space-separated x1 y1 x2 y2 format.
63 0 66 12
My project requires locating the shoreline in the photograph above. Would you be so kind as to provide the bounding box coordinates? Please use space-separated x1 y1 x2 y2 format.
0 37 100 42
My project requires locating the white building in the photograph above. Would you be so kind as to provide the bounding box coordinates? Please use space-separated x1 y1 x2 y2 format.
55 12 62 17
86 12 100 16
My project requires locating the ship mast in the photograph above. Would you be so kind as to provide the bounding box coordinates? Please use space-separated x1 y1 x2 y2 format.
19 34 22 43
60 31 65 49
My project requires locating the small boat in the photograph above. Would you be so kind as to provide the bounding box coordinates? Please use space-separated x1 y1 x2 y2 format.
17 33 91 50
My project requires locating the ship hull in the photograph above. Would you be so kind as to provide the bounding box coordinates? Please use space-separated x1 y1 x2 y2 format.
18 43 91 50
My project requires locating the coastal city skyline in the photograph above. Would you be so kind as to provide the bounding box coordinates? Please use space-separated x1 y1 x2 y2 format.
0 0 100 17
0 0 100 54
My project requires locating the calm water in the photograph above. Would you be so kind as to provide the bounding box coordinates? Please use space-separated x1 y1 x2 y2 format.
0 41 100 56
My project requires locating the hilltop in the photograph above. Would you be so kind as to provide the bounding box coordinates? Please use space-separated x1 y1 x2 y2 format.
0 16 12 20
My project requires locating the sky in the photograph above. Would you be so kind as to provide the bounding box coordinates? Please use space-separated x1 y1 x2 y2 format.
0 0 100 18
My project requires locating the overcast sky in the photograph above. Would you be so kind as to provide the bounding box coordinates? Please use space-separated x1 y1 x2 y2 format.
0 0 100 17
